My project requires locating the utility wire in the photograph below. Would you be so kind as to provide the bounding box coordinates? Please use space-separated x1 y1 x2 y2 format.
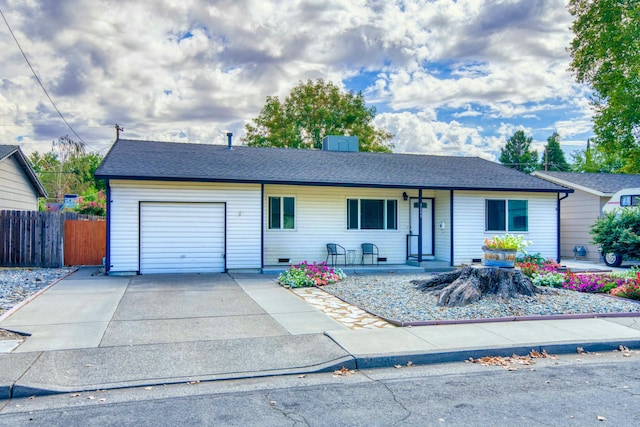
0 8 88 147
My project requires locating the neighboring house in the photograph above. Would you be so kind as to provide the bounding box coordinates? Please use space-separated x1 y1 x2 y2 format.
0 145 47 211
533 171 640 261
95 138 571 275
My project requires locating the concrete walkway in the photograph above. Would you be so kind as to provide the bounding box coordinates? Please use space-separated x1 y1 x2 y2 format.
1 267 640 399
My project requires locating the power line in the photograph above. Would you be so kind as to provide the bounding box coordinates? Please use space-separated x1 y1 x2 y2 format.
0 8 91 148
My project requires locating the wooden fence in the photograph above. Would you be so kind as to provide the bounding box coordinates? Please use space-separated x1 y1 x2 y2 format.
0 210 105 268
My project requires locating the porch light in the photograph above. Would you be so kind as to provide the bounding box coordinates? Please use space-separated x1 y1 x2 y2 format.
402 192 408 201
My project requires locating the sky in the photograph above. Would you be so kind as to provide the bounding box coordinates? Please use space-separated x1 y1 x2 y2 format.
0 0 594 163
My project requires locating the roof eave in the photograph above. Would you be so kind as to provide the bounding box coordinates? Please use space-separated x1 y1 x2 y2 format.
96 174 571 193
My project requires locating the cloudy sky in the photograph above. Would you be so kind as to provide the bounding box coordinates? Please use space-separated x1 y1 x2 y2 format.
0 0 593 162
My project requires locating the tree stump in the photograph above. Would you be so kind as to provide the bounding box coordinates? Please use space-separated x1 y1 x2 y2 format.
412 265 537 307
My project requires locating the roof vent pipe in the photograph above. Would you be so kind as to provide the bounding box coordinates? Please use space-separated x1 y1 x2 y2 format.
226 132 233 150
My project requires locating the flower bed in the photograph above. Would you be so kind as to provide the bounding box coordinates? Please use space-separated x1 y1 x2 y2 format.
516 254 640 302
278 261 346 288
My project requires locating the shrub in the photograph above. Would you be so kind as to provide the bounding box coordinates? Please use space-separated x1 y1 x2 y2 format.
71 190 106 216
278 261 346 288
590 209 640 261
532 272 565 288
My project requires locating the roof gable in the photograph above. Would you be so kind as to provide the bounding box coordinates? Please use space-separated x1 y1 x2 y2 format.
0 145 47 198
96 139 570 193
533 171 640 196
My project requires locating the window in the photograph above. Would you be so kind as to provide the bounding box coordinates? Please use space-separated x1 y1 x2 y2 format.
347 199 397 230
486 199 528 232
620 195 640 207
269 196 295 229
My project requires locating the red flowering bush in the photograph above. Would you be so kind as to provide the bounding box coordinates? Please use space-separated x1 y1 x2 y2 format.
71 190 106 216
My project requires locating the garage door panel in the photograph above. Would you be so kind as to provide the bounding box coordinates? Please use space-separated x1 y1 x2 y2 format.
140 202 225 274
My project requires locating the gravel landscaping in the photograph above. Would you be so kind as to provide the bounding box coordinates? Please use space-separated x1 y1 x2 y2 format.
323 273 640 324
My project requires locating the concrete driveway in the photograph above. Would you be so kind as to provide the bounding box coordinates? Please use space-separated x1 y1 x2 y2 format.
0 268 344 352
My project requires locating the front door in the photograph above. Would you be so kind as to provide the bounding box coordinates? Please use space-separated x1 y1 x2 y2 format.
410 198 433 257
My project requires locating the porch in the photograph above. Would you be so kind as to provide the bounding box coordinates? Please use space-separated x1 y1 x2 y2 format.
261 260 455 275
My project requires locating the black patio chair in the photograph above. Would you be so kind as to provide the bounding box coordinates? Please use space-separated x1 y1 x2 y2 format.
361 243 379 265
326 243 346 267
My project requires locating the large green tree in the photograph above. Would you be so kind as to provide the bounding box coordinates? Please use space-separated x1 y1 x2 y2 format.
243 79 393 152
499 130 539 173
29 136 104 203
568 0 640 172
541 132 570 171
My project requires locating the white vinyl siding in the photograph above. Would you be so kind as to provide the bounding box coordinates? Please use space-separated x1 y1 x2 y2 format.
263 185 445 265
559 188 604 261
108 180 261 274
453 191 557 265
434 190 451 263
0 156 39 210
140 202 225 274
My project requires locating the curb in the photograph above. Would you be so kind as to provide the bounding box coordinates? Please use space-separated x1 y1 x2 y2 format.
352 339 640 370
7 355 358 399
5 339 640 400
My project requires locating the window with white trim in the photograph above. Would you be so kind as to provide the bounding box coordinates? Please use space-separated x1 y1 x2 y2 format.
347 199 397 230
269 196 295 229
486 199 528 232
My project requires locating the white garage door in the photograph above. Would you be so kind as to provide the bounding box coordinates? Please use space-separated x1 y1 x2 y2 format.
140 202 225 274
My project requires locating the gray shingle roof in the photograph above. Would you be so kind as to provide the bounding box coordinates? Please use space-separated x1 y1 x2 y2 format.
95 139 570 193
0 145 18 160
0 144 47 197
534 171 640 195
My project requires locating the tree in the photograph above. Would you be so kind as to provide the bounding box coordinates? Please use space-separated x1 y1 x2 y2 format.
541 132 570 171
571 138 625 172
29 136 104 204
568 0 640 173
499 130 538 173
243 79 393 152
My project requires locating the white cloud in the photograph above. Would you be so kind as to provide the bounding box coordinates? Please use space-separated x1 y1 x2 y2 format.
0 0 593 158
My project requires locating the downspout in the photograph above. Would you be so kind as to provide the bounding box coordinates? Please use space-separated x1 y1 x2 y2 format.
449 190 454 267
557 192 569 263
105 181 111 275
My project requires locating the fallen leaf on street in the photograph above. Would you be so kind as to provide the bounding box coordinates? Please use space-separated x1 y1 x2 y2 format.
333 367 354 377
70 394 81 398
297 374 307 378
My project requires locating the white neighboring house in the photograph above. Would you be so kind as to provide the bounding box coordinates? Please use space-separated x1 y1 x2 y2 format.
0 145 47 211
95 138 572 275
533 171 640 262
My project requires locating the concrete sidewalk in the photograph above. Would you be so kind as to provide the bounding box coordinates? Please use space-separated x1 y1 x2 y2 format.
1 268 640 399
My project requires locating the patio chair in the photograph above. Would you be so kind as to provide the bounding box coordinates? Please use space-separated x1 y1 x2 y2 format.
361 243 379 265
326 243 346 267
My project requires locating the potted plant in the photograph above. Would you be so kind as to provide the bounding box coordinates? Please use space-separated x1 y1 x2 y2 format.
482 234 531 267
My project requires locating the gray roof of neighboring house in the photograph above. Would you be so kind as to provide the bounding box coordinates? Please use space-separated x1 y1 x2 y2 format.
533 171 640 196
0 144 47 198
95 139 571 193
